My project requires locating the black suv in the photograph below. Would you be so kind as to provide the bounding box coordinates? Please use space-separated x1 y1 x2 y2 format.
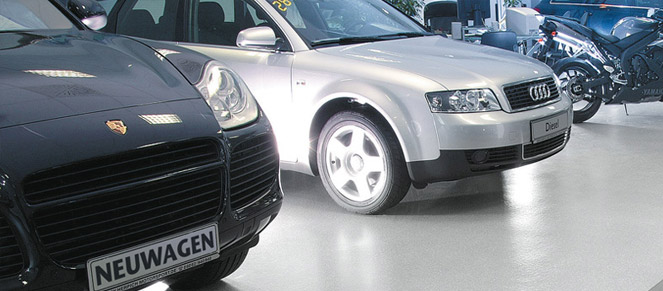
0 0 281 290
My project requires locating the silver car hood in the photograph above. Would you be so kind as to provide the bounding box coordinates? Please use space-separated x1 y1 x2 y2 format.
315 36 552 90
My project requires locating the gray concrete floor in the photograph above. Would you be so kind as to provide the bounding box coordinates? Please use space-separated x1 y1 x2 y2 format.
158 103 663 290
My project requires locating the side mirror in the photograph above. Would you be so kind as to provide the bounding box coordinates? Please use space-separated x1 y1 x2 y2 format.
67 0 108 30
236 27 278 50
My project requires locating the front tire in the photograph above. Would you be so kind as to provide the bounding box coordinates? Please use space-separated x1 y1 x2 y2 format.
556 64 602 123
317 111 410 214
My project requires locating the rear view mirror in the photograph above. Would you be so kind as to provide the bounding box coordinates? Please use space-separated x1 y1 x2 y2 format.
236 27 278 50
66 0 107 30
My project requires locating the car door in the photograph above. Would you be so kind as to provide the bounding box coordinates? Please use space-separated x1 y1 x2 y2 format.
180 0 298 162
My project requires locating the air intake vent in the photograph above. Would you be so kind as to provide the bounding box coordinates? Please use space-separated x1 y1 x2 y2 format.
504 77 560 111
32 168 223 266
465 146 518 165
465 145 519 172
0 214 24 278
524 131 568 159
229 134 278 210
23 140 220 204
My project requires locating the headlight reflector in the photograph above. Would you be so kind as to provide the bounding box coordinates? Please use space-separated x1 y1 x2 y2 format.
426 89 501 112
195 61 258 129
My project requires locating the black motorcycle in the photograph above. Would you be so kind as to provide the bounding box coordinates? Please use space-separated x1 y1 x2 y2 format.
529 10 663 123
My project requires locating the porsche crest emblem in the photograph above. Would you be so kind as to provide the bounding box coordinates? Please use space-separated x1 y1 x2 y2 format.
106 120 127 135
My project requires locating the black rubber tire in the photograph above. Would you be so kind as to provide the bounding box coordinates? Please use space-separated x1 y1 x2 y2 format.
170 249 249 290
555 64 602 123
317 110 410 215
572 96 601 123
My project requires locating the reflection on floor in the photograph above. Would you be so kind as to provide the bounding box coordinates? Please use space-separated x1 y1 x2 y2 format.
147 103 663 290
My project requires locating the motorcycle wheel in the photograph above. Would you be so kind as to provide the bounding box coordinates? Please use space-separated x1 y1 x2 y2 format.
556 64 602 123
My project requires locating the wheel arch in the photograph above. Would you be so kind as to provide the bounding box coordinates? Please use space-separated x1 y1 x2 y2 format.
308 96 409 177
552 57 603 77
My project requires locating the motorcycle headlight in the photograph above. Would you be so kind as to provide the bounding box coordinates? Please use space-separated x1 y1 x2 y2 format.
195 61 258 129
426 89 501 113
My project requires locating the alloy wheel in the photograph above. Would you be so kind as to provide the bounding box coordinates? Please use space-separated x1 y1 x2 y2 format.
323 124 387 202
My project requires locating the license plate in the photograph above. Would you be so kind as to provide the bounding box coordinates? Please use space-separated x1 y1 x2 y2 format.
87 223 219 291
531 111 568 142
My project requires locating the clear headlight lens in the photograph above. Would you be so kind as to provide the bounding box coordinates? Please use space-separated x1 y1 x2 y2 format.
195 61 258 129
426 89 501 113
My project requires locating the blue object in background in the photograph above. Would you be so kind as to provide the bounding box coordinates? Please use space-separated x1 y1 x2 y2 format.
534 0 660 35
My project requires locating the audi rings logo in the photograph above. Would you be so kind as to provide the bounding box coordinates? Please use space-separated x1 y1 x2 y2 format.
529 83 551 101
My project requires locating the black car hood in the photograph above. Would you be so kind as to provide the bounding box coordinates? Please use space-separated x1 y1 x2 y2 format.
0 30 201 128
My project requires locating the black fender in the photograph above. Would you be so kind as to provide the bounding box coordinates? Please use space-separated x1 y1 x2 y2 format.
551 57 603 77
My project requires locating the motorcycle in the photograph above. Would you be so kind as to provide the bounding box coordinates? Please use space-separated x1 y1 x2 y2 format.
528 10 663 123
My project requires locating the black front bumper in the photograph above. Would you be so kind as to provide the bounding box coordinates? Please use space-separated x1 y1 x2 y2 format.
408 129 571 183
0 111 282 291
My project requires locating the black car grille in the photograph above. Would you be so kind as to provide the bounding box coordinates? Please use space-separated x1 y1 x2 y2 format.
504 77 560 111
32 168 223 266
524 131 568 159
0 214 24 277
229 134 278 210
24 140 224 267
23 140 220 204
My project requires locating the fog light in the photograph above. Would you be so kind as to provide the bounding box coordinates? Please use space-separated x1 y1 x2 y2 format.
471 150 489 164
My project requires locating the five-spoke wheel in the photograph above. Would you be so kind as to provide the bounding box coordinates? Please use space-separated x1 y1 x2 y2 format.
317 111 410 214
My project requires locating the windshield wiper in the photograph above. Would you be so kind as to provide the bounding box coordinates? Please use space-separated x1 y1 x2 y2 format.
310 32 432 47
381 32 433 38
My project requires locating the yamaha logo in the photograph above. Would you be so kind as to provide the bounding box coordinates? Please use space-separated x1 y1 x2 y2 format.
529 83 551 101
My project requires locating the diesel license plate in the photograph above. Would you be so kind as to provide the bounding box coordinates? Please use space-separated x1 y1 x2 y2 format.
531 112 568 142
87 223 219 291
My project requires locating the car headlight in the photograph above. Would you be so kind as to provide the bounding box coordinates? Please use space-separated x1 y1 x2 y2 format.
195 61 258 129
426 89 501 113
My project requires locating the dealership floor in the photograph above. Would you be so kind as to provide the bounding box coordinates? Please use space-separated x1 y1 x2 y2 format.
153 103 663 291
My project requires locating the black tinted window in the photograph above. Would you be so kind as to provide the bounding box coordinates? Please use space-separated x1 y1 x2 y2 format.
192 0 283 48
116 0 182 41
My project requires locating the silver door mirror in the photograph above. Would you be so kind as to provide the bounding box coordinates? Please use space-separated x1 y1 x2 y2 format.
67 0 107 30
236 27 277 49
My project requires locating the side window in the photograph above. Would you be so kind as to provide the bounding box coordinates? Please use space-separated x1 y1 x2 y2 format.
116 0 182 41
97 0 119 14
195 0 236 45
245 4 269 26
193 0 289 50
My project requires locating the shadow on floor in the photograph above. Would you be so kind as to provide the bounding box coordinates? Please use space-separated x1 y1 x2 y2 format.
196 280 242 291
385 172 506 216
280 170 507 216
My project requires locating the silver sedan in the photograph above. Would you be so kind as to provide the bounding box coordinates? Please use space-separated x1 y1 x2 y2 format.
102 0 572 214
